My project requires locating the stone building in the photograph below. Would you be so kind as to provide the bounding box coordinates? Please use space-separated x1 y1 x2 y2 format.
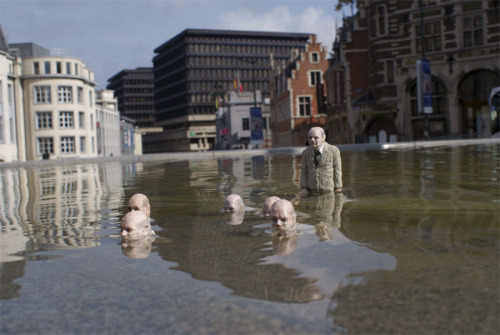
0 25 22 162
150 29 311 152
9 42 99 160
270 35 330 147
95 90 121 157
325 0 500 143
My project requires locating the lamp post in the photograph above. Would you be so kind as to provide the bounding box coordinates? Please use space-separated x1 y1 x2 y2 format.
419 0 430 140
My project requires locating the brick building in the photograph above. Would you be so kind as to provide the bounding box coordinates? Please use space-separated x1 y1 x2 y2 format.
270 35 330 147
325 0 500 143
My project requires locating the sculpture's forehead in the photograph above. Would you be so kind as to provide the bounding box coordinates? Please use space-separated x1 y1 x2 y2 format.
122 211 148 226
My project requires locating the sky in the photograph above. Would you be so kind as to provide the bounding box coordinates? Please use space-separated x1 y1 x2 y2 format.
0 0 346 90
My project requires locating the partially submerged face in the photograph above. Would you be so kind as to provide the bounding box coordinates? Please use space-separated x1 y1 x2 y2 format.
120 210 154 239
223 194 245 212
262 196 280 217
270 199 297 231
127 193 151 218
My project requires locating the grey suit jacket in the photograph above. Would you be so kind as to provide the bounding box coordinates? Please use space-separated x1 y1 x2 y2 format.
300 142 343 192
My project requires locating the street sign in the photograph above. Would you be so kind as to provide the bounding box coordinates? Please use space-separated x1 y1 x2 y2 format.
417 59 433 114
250 107 263 145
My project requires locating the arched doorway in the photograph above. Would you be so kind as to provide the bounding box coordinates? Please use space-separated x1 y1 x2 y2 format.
366 117 397 143
459 70 499 138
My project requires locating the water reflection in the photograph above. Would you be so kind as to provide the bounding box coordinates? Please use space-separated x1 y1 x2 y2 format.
0 144 498 334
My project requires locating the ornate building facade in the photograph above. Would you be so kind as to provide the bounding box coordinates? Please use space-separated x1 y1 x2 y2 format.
270 35 330 147
325 0 499 143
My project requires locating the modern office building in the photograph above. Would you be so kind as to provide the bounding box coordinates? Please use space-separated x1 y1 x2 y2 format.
270 35 330 147
106 67 156 128
325 0 500 143
9 42 99 160
150 29 311 152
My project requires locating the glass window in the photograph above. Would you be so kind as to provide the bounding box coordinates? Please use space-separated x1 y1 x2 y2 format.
58 86 73 103
242 118 249 130
311 52 319 63
34 86 51 104
59 111 74 128
33 62 40 74
378 6 386 35
66 62 71 74
416 21 442 53
80 136 86 153
60 136 75 153
463 15 483 47
44 61 51 74
79 111 85 128
310 71 322 86
56 62 62 74
77 87 83 103
36 111 52 129
37 137 54 155
298 96 312 116
386 60 394 83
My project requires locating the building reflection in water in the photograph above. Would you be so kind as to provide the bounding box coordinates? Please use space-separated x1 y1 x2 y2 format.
0 162 130 299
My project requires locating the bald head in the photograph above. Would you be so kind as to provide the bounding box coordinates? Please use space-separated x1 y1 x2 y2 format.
270 199 297 231
308 127 326 150
120 210 153 239
262 196 280 217
224 194 245 212
128 193 151 218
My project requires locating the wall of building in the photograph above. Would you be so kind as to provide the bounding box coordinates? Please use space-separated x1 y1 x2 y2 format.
20 56 98 160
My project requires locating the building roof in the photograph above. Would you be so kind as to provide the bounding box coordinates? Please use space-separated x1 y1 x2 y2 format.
154 28 312 54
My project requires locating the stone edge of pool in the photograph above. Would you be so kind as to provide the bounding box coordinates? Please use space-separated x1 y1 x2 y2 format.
1 138 500 169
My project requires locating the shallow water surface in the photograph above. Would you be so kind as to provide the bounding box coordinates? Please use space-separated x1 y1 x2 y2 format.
1 144 499 334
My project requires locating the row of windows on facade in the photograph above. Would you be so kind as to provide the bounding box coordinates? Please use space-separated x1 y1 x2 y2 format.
186 41 307 57
188 68 270 83
35 111 95 130
123 88 153 94
121 80 153 86
371 12 484 51
186 52 321 69
33 85 94 106
0 81 16 143
125 97 153 103
37 136 95 155
33 60 83 76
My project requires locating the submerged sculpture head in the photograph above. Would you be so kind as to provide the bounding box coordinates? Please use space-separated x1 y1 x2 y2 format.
120 210 154 239
262 196 280 217
223 194 245 212
127 193 151 218
270 199 297 231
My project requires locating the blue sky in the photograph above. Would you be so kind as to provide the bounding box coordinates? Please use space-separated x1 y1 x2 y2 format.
0 0 345 89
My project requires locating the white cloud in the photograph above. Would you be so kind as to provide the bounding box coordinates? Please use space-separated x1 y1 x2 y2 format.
216 5 336 51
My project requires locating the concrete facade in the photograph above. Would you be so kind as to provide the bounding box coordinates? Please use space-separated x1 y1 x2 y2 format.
96 90 121 157
9 43 99 160
150 29 311 152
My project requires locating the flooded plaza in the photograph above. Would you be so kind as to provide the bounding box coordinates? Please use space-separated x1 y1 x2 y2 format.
1 140 499 334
